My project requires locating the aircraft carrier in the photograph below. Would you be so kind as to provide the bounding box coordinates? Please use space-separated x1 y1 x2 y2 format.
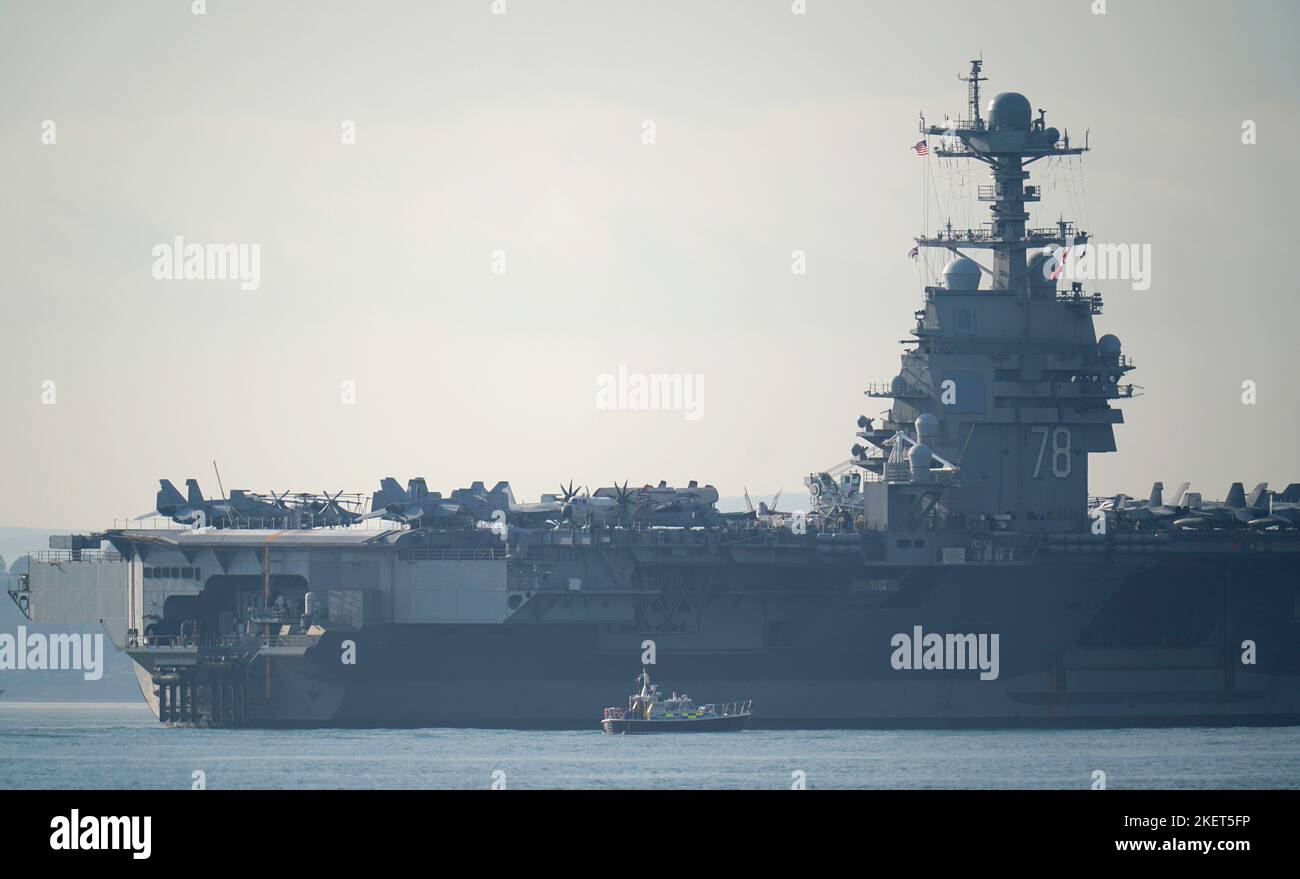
9 62 1300 728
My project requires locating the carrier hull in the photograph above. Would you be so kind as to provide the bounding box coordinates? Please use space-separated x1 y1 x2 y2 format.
92 542 1299 729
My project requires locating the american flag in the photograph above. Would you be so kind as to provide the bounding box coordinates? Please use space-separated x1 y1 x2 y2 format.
1050 247 1070 280
906 245 920 261
912 139 929 156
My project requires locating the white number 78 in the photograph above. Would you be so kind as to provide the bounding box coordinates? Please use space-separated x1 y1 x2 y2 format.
1031 426 1072 478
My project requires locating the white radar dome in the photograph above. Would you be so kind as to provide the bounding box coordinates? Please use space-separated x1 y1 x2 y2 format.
914 413 938 441
943 256 981 291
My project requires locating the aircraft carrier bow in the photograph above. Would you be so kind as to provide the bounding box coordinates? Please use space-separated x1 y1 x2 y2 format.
9 62 1300 728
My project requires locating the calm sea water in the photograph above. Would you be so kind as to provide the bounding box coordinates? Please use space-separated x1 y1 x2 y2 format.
1 702 1298 789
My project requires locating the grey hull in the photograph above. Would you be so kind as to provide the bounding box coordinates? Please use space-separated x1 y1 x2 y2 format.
601 715 751 734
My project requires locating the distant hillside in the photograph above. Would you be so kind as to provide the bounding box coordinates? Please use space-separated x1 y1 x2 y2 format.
0 526 80 570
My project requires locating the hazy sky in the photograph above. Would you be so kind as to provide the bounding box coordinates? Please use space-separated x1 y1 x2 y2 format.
2 0 1299 528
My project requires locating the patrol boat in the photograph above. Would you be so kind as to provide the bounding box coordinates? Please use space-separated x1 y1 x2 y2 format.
601 670 752 734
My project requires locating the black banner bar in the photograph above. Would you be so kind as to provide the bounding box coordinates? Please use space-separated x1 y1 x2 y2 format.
8 790 1286 862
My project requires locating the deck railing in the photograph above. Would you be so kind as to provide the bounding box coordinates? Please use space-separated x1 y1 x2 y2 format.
397 547 506 561
133 633 317 651
30 549 125 564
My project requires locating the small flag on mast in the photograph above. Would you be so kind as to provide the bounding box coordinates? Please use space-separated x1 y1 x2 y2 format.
912 139 929 156
906 245 920 261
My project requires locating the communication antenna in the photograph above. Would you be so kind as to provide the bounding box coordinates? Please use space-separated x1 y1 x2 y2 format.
212 460 228 504
958 56 987 128
213 460 236 526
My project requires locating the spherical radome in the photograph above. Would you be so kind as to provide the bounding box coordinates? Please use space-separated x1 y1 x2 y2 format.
988 92 1032 131
943 256 981 291
915 412 939 440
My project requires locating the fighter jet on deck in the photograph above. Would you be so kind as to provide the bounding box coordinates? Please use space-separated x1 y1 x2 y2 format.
1172 482 1267 530
139 479 292 528
364 477 462 524
1100 481 1190 527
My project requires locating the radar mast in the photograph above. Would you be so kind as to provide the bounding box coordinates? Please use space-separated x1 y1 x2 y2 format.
917 62 1088 297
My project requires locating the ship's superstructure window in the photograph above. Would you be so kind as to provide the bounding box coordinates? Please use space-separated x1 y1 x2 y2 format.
143 565 202 581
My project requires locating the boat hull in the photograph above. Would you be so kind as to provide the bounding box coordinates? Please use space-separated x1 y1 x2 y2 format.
601 714 751 734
